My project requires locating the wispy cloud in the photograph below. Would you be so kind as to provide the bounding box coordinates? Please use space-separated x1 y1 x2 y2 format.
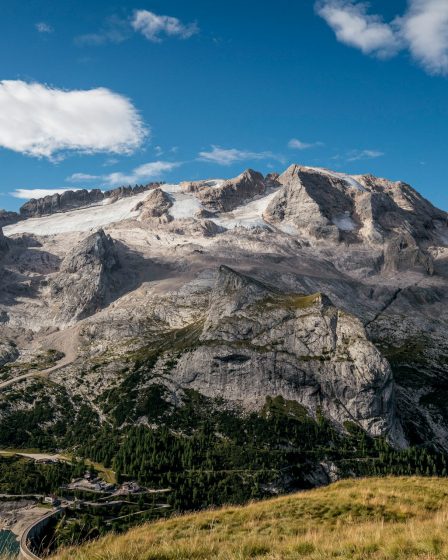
315 0 448 75
35 22 53 34
75 15 131 46
0 80 148 159
288 138 324 150
131 10 198 42
11 188 82 200
76 10 198 46
198 145 283 166
347 149 384 161
66 161 180 187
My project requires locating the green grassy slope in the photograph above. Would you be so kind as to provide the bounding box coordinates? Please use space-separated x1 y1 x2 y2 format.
52 476 448 560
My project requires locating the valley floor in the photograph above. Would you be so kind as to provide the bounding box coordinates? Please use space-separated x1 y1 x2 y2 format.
50 477 448 560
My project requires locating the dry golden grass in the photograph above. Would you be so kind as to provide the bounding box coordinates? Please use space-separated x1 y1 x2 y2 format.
52 477 448 560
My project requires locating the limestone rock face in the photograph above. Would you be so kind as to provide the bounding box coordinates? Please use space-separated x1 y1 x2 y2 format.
50 229 120 323
265 165 446 273
136 188 173 221
1 163 447 453
169 266 404 444
19 184 160 218
184 169 267 212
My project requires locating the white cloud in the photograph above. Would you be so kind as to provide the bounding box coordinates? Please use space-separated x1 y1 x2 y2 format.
316 0 448 75
67 161 180 187
288 138 323 150
399 0 448 75
36 22 53 34
131 10 198 42
198 145 282 166
315 0 401 57
0 80 147 159
347 149 384 161
11 188 83 200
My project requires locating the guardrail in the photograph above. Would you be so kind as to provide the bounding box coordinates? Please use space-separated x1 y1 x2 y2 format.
20 508 64 560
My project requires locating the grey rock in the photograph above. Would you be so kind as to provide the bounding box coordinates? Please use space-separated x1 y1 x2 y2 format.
50 229 120 323
169 266 404 445
0 227 8 255
0 210 21 227
0 341 18 367
184 169 267 212
19 183 161 218
135 188 173 220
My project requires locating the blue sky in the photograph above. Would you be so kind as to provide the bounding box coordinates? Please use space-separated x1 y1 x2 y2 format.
0 0 447 211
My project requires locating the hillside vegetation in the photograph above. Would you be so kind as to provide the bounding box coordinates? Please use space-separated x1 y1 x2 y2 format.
52 477 448 560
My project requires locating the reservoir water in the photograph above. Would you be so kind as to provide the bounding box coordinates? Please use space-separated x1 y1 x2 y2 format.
0 529 19 555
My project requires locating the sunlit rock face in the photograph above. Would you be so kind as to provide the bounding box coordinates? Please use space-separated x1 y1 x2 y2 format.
0 164 447 450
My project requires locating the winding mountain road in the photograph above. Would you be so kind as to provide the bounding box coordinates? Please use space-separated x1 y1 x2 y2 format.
0 328 79 390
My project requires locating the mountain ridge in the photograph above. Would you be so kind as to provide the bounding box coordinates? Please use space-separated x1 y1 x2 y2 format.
0 163 447 458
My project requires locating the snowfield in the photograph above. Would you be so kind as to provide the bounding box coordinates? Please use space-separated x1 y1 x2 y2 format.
4 183 281 237
159 184 203 220
4 190 151 236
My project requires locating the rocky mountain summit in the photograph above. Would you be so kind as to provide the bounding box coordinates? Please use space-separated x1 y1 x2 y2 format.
0 163 447 454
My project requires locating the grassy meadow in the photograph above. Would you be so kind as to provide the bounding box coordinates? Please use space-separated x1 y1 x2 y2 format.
48 477 448 560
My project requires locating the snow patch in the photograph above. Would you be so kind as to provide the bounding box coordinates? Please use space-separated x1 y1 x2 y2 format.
4 191 151 236
160 184 203 220
307 167 367 192
213 190 278 230
332 212 357 232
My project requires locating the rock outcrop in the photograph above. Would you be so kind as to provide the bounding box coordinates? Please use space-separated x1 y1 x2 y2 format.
184 169 267 212
50 229 120 323
0 210 21 227
0 341 18 367
135 188 173 222
166 266 404 444
0 227 8 255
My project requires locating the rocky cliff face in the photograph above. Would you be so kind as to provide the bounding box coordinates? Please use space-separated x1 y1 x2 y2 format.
183 169 267 212
264 165 445 275
0 227 8 254
0 163 447 454
50 229 120 323
19 183 161 218
0 210 20 227
164 266 403 443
